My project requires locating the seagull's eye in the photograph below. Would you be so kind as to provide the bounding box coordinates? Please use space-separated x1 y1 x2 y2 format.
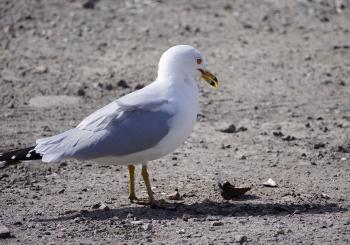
196 58 202 65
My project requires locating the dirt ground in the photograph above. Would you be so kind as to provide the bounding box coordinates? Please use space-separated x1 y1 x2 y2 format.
1 0 350 244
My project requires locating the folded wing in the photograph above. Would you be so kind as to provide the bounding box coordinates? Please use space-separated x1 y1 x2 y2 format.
35 96 173 163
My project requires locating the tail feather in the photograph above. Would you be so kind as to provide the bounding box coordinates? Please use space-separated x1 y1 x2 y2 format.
0 146 42 169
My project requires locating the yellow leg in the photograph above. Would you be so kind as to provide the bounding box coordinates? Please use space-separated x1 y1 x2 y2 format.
128 165 137 202
141 164 155 204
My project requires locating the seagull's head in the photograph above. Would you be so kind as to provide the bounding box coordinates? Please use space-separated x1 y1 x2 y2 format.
158 45 218 89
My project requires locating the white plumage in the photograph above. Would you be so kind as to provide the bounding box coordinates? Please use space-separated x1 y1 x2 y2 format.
35 45 205 165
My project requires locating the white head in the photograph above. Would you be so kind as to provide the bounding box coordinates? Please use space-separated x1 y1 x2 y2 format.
157 45 218 89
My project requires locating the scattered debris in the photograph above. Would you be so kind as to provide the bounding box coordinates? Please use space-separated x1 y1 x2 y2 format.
335 145 350 153
167 189 182 200
92 202 110 211
234 234 248 244
321 193 331 200
182 214 191 221
282 135 296 141
131 220 143 225
33 65 48 74
104 83 113 91
221 144 231 149
82 0 99 9
239 155 247 160
335 0 346 14
0 174 9 180
262 178 277 187
0 225 11 239
177 229 185 234
333 45 349 50
218 181 251 200
320 16 330 22
212 221 224 226
274 229 286 237
76 87 86 96
134 84 144 90
314 143 326 149
237 126 248 132
117 79 130 89
142 223 153 231
273 131 284 137
219 124 248 134
220 124 236 133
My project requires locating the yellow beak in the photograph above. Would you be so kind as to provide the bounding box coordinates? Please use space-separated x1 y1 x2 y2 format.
198 69 218 89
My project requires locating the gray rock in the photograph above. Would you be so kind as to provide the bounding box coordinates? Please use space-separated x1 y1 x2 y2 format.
131 220 143 225
143 223 153 231
262 178 277 187
235 235 248 244
33 65 48 74
99 203 110 211
92 202 110 211
177 229 185 234
212 221 224 226
0 225 11 239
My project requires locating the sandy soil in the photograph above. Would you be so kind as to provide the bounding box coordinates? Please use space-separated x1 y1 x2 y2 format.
1 0 350 244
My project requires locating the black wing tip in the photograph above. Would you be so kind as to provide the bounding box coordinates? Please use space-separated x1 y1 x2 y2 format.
0 146 42 168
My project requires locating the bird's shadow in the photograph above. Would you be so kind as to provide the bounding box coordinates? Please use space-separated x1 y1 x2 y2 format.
34 199 347 223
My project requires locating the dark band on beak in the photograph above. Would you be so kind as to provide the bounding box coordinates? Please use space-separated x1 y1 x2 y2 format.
198 69 219 89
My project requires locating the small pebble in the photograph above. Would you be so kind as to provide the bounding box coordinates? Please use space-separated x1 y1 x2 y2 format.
131 220 143 225
92 202 110 211
177 229 185 234
117 79 130 89
33 65 48 74
321 193 330 199
274 229 285 236
77 88 86 96
212 221 224 226
99 203 110 211
219 124 236 133
263 178 277 187
0 225 11 239
235 234 248 244
142 223 153 231
167 189 181 200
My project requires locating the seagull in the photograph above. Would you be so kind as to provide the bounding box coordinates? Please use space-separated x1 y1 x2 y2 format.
0 45 218 207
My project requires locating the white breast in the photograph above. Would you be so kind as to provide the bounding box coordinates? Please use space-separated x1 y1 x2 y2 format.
153 79 199 157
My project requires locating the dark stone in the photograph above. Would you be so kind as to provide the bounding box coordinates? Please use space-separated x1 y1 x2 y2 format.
273 131 284 137
218 181 251 200
82 0 99 9
0 225 11 239
105 83 113 90
282 135 296 141
314 143 326 149
134 84 145 90
117 79 130 89
320 16 329 22
77 88 86 96
219 124 236 133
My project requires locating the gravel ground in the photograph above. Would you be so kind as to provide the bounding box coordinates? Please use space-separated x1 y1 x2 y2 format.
1 0 350 244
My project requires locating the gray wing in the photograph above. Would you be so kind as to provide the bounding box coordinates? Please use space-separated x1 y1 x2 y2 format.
77 87 169 132
72 107 173 159
35 105 173 162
